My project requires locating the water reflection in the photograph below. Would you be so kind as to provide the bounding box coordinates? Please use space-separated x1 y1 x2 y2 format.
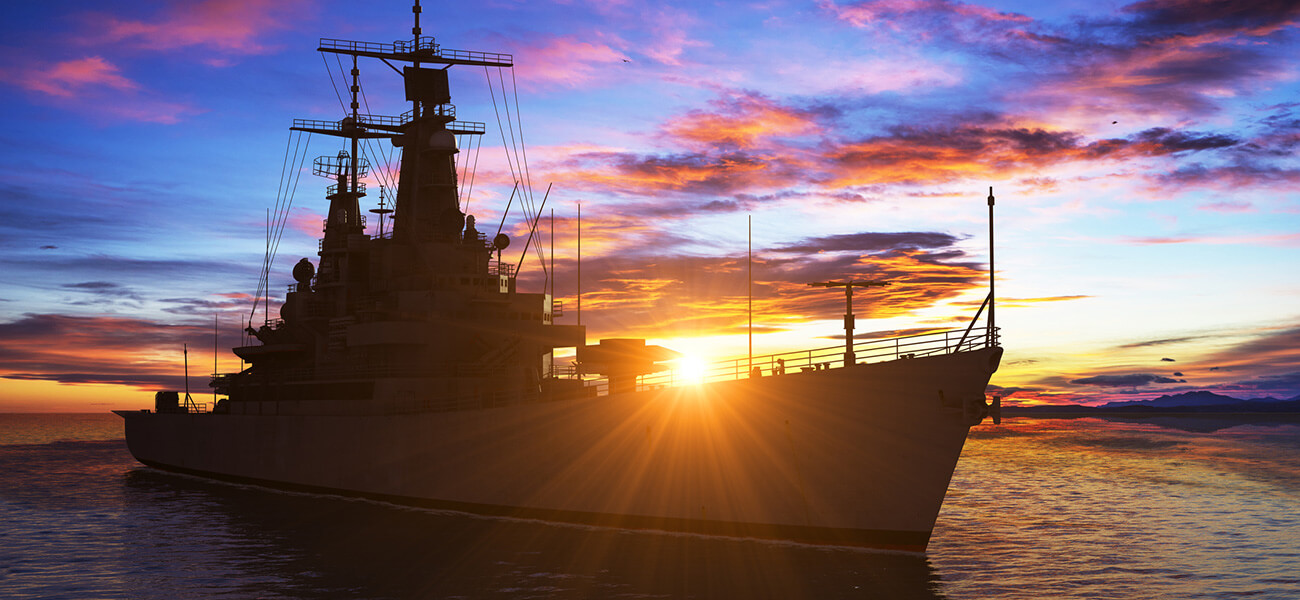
8 417 1298 599
933 417 1300 599
119 467 945 599
1023 413 1300 434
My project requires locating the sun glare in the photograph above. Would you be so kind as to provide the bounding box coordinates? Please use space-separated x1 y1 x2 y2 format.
673 356 710 385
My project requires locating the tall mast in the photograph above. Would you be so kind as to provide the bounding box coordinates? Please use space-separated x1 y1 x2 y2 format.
807 280 890 366
412 0 422 118
988 186 995 334
350 56 361 196
577 203 582 327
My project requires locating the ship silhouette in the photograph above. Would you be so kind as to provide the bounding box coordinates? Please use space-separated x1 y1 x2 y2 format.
117 2 1003 553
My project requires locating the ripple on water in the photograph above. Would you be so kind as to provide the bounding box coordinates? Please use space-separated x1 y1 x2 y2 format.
1 416 1298 599
931 418 1300 600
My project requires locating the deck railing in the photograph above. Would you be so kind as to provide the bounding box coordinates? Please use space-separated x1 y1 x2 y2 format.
584 326 1000 395
211 327 998 410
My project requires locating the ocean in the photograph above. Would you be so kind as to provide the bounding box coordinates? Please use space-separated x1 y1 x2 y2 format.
1 413 1297 599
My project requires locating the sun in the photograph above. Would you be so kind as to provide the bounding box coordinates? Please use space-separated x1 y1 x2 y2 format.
673 355 710 385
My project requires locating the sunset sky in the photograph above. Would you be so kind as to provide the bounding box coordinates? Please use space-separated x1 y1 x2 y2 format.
1 0 1298 411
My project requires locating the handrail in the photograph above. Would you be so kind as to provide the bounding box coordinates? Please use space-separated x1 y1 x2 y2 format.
625 326 1000 393
212 327 999 410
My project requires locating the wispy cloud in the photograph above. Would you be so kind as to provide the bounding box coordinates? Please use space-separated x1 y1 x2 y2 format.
555 227 985 339
87 0 304 54
0 56 199 123
15 56 137 97
1120 232 1300 246
0 313 234 391
506 35 628 90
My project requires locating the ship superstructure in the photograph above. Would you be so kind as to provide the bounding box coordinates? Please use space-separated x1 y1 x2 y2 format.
118 2 1003 553
222 9 584 413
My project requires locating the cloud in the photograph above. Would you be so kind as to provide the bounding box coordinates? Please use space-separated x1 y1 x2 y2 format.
555 227 985 339
664 91 833 151
821 0 1033 40
824 124 1239 187
16 56 137 98
548 85 1259 208
1152 163 1300 191
822 0 1300 123
88 0 304 54
1 56 200 123
1066 325 1300 402
1197 201 1253 212
504 35 627 90
1069 373 1185 387
0 313 231 391
556 148 808 197
1120 232 1300 247
60 281 145 306
771 231 962 254
1120 0 1300 38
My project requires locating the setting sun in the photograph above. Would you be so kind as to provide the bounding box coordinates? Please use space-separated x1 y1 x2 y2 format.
671 355 711 385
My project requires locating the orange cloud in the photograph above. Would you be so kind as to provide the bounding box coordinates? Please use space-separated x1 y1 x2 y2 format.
553 230 986 341
664 92 825 150
557 150 809 197
0 313 236 393
952 295 1092 308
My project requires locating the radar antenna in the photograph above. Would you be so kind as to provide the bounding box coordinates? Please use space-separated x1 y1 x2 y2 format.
806 280 890 366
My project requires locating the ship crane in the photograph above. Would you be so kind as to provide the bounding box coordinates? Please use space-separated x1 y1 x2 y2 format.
806 280 890 366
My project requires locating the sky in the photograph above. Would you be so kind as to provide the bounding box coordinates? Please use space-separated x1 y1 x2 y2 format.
1 0 1298 412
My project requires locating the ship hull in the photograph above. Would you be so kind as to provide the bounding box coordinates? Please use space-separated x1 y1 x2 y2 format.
118 347 1001 552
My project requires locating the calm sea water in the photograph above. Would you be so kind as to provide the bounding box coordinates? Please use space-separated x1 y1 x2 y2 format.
1 413 1297 599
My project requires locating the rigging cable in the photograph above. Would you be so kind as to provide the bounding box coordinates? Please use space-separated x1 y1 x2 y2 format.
252 130 307 324
484 66 521 202
463 133 483 215
353 64 398 190
253 130 296 322
263 132 312 325
342 54 399 194
496 66 536 237
503 66 546 274
509 67 536 212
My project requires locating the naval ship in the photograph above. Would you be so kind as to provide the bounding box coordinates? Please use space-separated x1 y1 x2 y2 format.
117 2 1003 553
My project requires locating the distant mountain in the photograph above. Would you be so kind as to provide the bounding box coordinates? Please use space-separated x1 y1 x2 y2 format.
1098 391 1283 409
1004 390 1300 415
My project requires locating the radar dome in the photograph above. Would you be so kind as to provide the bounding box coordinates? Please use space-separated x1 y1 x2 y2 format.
293 258 315 288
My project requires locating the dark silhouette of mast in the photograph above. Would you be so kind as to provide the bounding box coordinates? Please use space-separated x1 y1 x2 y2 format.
807 280 890 365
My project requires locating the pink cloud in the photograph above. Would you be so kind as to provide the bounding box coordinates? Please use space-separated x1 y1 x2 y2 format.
17 56 137 98
634 6 706 67
287 207 325 237
511 36 627 90
1197 200 1252 212
1 56 199 124
92 0 304 54
825 0 1032 27
1121 233 1300 247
